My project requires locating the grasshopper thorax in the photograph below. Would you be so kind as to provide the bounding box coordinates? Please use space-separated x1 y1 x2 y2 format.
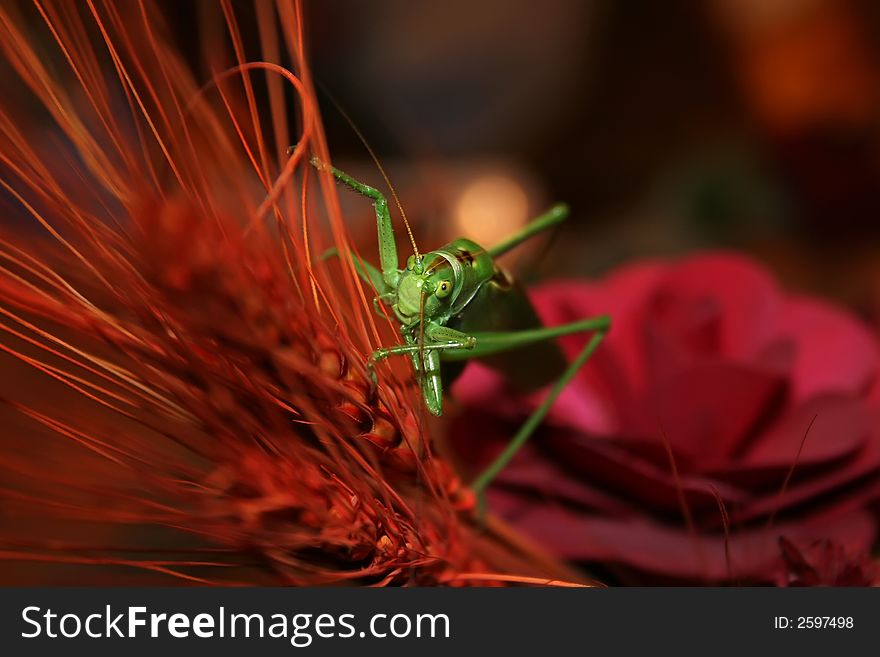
392 238 495 329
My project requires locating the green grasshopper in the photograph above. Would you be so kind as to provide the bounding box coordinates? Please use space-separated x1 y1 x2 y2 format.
314 157 609 496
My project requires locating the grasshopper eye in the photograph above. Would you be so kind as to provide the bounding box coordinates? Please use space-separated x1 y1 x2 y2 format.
435 280 452 299
406 255 416 271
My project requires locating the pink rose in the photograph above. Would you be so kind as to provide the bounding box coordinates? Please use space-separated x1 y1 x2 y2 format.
451 252 880 583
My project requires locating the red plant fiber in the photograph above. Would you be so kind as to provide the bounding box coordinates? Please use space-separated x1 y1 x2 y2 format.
0 0 574 587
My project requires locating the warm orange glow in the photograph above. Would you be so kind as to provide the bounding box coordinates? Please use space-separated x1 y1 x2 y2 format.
454 174 529 247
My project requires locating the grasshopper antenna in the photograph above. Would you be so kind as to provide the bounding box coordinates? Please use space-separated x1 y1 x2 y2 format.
317 82 421 263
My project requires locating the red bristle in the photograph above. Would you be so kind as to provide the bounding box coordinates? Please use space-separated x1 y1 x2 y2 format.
0 0 577 586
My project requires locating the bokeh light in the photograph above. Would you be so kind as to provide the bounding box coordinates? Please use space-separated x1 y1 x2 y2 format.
454 174 530 248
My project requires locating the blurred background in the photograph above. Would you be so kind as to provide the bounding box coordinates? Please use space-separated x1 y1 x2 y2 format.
13 0 880 312
289 0 880 320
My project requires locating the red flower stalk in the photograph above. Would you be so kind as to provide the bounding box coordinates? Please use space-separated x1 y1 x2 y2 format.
0 0 572 586
450 253 880 584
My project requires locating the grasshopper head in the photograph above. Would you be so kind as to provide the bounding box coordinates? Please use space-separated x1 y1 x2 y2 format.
394 253 460 326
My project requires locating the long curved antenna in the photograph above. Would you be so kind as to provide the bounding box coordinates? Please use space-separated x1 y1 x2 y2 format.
317 83 421 262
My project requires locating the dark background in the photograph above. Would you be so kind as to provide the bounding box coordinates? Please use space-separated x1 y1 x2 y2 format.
293 0 880 321
11 0 880 312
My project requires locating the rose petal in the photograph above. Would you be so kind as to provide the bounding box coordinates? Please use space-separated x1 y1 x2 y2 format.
627 361 786 467
773 296 879 401
660 252 782 360
533 263 667 393
739 394 869 468
544 430 750 514
493 444 638 516
488 491 877 581
728 427 880 525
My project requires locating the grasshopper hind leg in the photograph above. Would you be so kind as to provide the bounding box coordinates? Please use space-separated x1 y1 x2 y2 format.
464 317 610 501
